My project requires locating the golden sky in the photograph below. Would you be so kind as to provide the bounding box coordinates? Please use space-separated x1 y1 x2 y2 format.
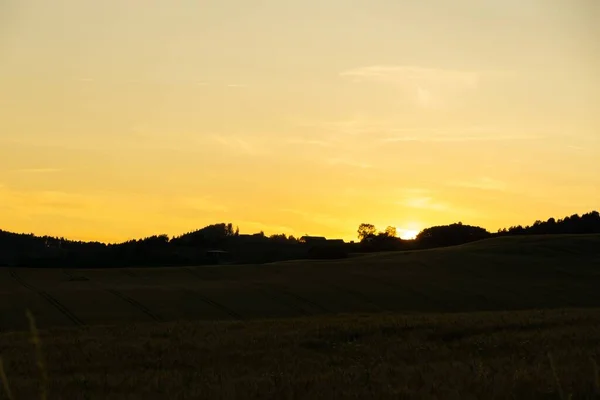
1 0 599 242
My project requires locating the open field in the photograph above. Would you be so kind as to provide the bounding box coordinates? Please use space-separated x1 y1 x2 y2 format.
1 235 599 398
1 234 599 332
1 309 600 399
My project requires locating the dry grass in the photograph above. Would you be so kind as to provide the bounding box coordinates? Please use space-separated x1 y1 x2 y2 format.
1 235 599 398
0 356 14 400
1 309 600 399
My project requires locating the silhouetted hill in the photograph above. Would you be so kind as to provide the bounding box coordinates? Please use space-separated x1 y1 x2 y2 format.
415 222 491 248
456 234 600 257
497 211 600 236
0 210 598 267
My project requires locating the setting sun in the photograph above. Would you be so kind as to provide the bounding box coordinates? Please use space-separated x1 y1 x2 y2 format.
399 229 420 240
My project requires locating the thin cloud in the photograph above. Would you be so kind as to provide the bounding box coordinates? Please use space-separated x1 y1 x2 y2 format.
174 196 229 213
396 187 433 196
326 158 373 169
153 197 229 221
13 168 63 173
0 189 88 213
392 188 451 212
399 196 449 212
294 117 381 136
226 83 248 88
448 177 508 191
287 138 333 147
340 65 512 87
340 65 511 108
340 65 479 86
279 208 350 230
376 124 545 143
294 118 541 143
212 135 266 156
380 134 543 143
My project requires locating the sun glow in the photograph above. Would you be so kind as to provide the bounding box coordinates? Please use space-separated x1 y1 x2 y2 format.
399 229 419 240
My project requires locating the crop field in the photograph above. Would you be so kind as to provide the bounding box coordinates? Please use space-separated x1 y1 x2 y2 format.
1 234 599 331
1 234 599 398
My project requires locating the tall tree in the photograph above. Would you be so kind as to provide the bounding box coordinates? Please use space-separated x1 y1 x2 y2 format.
384 226 397 238
357 223 377 241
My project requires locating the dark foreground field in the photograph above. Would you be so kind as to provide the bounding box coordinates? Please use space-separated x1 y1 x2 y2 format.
1 234 599 399
1 310 600 399
1 235 599 331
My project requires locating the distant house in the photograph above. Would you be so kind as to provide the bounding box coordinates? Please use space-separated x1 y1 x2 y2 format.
237 233 268 243
206 250 230 264
300 236 345 245
299 236 327 244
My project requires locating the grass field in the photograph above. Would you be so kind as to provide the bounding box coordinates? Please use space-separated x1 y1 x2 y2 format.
1 234 599 398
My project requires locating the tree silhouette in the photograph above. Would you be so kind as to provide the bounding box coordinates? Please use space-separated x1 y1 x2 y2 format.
384 226 397 238
497 212 600 236
357 223 377 241
1 210 598 268
417 223 490 247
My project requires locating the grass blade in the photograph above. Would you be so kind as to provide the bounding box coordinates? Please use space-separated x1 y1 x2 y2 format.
0 356 14 400
548 353 565 400
592 358 600 396
26 310 48 400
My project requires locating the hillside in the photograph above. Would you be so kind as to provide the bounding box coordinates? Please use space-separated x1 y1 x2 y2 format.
2 211 598 267
449 233 600 256
1 234 599 332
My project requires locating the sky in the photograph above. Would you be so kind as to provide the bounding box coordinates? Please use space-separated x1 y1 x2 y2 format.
1 0 599 242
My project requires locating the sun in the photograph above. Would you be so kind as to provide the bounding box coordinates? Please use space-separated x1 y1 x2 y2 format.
399 229 420 240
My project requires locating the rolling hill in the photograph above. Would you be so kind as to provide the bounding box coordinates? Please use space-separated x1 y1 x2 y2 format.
1 234 599 332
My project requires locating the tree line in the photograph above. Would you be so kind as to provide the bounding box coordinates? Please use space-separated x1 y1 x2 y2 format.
357 211 600 249
0 211 598 268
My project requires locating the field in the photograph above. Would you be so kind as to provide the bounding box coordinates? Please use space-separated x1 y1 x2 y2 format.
1 234 599 398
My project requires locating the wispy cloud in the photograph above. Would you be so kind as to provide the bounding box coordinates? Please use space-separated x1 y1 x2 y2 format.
226 83 248 88
293 116 382 137
447 177 508 191
340 65 510 108
153 197 229 221
395 187 432 196
212 135 266 156
293 118 541 144
376 124 544 143
13 168 63 173
287 137 333 147
326 158 373 169
392 188 451 212
173 196 229 213
0 188 88 213
279 208 350 231
340 65 480 87
399 196 449 212
379 134 543 143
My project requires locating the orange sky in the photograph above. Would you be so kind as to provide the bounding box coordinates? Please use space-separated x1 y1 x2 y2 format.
1 0 599 243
